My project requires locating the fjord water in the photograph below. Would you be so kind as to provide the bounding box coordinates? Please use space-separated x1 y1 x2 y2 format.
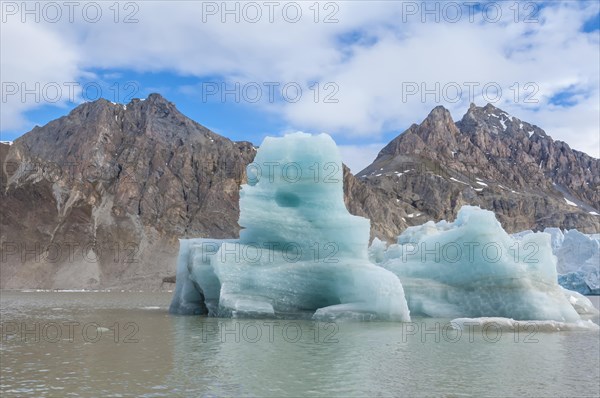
1 292 599 397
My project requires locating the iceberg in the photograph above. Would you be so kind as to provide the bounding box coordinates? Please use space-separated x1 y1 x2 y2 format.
451 317 598 332
559 272 599 296
170 133 410 321
170 132 591 325
514 228 599 295
371 206 584 323
551 229 599 295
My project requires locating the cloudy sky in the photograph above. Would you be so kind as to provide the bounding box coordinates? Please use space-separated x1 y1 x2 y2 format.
1 1 599 172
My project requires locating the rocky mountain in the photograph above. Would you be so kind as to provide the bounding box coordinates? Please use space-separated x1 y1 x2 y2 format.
1 96 598 289
358 103 599 238
1 94 255 290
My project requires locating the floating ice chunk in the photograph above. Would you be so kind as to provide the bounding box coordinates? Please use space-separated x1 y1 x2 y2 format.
451 317 599 332
530 228 600 294
378 206 582 322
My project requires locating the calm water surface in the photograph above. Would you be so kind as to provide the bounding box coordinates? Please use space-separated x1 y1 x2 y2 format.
1 292 599 397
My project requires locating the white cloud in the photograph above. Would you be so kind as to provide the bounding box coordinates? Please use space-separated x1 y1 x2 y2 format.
1 21 80 130
338 143 387 174
1 1 598 157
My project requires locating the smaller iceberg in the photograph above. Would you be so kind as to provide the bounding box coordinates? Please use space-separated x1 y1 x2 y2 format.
371 206 587 323
451 317 598 332
539 228 599 295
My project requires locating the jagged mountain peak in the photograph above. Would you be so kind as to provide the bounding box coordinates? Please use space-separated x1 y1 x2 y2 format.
145 92 169 103
461 102 513 126
12 93 227 163
374 106 460 162
72 92 178 122
81 92 169 107
458 102 547 139
426 105 453 119
359 103 599 233
420 105 459 136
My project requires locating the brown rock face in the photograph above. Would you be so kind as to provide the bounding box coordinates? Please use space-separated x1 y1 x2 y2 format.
1 97 597 289
359 103 599 240
1 94 255 290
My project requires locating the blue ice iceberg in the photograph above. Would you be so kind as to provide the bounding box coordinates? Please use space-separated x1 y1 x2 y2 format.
170 133 410 321
513 228 599 295
170 132 591 324
542 228 599 295
371 206 586 323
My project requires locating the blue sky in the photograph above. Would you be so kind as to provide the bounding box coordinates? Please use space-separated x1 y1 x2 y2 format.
1 1 599 172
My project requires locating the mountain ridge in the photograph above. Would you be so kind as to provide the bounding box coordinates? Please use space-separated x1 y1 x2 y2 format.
359 102 599 234
1 94 598 289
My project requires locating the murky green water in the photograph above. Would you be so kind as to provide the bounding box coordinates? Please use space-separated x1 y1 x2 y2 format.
1 292 599 397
